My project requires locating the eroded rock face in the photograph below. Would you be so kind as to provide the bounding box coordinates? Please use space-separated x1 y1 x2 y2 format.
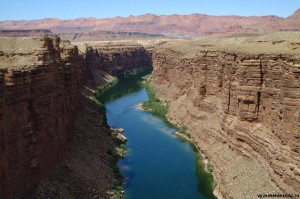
0 37 153 199
0 36 81 199
82 42 152 88
151 48 300 198
33 42 152 199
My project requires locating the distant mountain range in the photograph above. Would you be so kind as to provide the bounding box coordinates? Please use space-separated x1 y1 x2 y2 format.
0 9 300 38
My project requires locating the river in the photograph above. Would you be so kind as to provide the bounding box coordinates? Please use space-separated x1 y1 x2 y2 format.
102 70 216 199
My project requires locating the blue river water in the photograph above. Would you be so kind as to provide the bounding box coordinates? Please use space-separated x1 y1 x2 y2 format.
105 87 208 199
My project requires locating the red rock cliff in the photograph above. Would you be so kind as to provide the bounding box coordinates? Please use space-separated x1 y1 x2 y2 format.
151 43 300 198
81 42 152 88
0 38 153 199
0 36 81 199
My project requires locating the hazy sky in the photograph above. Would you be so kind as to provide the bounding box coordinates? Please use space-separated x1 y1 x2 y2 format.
0 0 299 20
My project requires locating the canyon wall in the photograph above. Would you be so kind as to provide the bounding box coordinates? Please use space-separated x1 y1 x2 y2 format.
1 32 298 199
0 36 152 199
151 47 300 198
0 36 81 198
34 41 152 199
82 42 152 88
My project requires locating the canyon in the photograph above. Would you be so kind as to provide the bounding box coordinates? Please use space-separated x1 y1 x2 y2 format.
1 9 300 38
0 31 299 198
0 36 151 198
150 33 300 198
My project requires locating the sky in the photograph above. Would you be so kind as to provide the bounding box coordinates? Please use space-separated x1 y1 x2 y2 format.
0 0 299 21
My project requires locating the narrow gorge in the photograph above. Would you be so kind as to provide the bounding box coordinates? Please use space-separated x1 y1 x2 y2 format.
0 33 299 199
0 36 151 198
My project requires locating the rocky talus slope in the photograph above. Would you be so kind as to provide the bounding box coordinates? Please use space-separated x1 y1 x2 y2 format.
0 37 151 199
151 36 300 198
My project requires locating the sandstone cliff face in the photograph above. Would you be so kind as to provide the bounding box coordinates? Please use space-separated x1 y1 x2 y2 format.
0 36 81 199
0 37 153 199
34 41 152 199
1 33 298 199
151 48 300 198
82 42 152 88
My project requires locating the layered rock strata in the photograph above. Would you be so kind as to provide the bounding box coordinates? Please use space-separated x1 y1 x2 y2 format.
1 9 300 37
0 36 81 198
34 41 152 199
0 36 152 198
35 92 119 199
1 32 298 199
82 42 152 88
151 47 300 198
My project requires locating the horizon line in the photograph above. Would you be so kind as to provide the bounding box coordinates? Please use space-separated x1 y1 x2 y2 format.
1 8 299 21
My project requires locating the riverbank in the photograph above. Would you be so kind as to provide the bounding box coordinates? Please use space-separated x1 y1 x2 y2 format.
141 77 218 199
141 77 168 119
135 103 144 111
94 67 152 198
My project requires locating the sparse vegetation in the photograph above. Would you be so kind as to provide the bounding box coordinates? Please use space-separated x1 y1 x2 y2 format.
94 77 119 101
108 137 126 199
194 152 218 199
142 77 168 118
90 96 108 125
92 78 119 126
138 76 217 199
115 143 126 158
206 161 214 173
177 124 192 139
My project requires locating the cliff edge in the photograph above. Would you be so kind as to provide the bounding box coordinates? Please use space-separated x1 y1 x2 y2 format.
0 36 81 198
0 37 152 199
151 32 300 198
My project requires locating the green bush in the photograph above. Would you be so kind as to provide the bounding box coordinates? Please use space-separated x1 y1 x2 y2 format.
142 78 168 118
178 125 192 138
206 162 214 173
